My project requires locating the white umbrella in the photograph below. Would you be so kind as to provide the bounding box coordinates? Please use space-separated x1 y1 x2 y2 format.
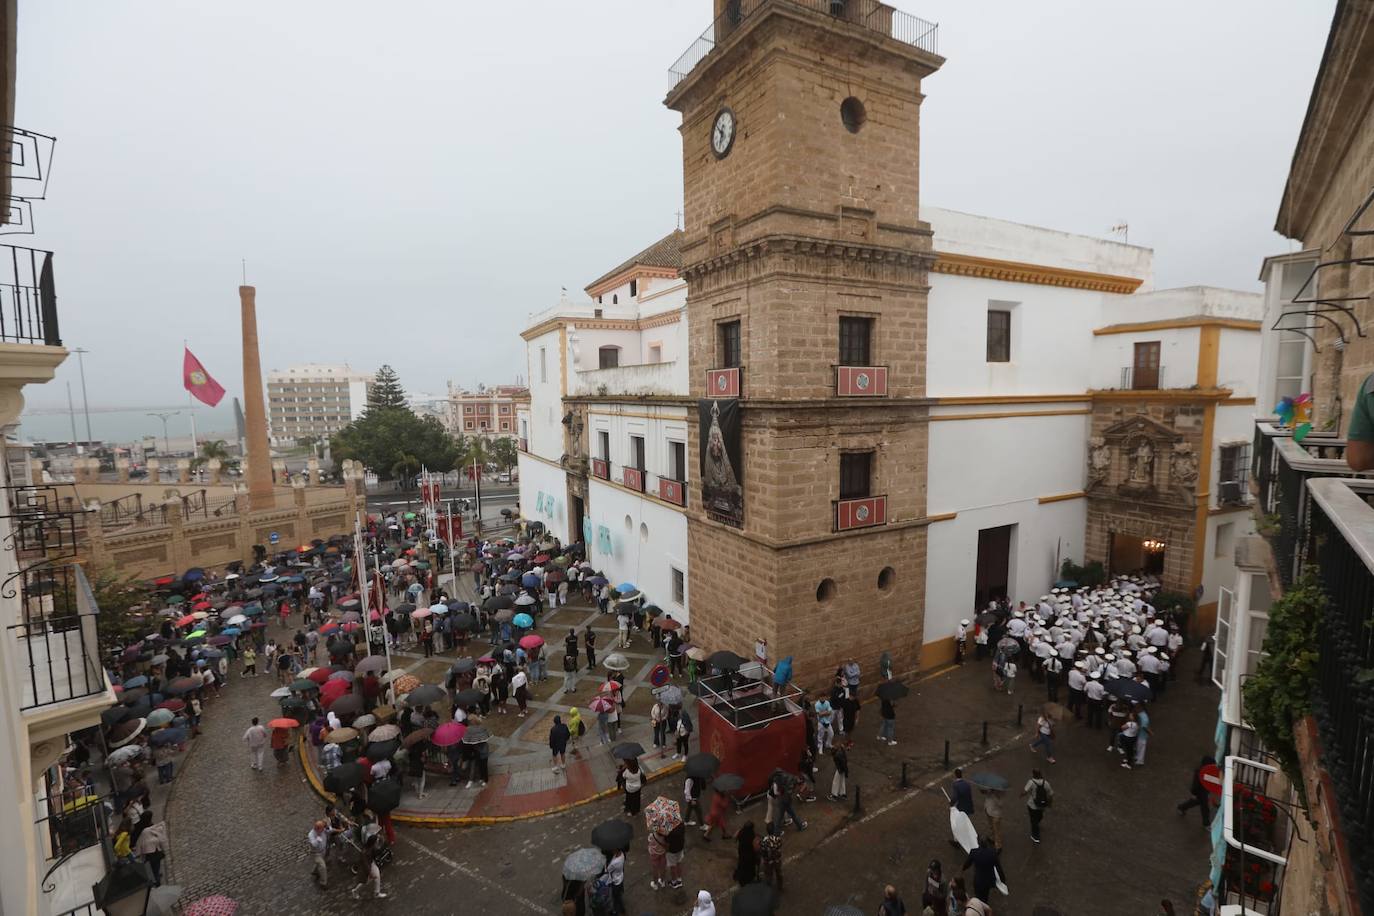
108 745 144 765
514 593 536 606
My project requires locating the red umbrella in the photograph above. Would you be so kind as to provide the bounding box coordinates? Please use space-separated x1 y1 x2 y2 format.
177 614 197 627
318 621 339 635
268 717 300 729
519 634 544 650
192 601 212 612
432 722 467 747
306 667 333 685
369 610 382 622
533 553 551 564
590 696 615 713
156 698 185 712
320 680 351 708
152 575 176 587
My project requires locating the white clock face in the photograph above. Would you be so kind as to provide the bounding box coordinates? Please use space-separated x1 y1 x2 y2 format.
712 108 735 158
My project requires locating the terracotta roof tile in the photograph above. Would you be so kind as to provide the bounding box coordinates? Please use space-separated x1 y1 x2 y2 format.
584 230 684 293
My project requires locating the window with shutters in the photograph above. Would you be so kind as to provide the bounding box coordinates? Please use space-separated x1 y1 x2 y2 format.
986 310 1011 363
718 320 741 368
838 316 873 366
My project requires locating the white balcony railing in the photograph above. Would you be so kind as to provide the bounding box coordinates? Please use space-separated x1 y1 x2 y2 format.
572 361 683 397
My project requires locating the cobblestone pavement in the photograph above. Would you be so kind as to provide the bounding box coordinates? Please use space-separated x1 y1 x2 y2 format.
167 604 1220 915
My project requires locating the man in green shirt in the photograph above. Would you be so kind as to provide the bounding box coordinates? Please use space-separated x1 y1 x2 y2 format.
1347 372 1374 471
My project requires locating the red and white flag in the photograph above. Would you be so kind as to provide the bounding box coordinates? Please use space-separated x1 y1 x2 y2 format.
183 347 225 407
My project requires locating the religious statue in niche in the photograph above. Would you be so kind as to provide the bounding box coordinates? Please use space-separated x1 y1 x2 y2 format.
1128 438 1155 485
1170 441 1199 486
1087 436 1112 484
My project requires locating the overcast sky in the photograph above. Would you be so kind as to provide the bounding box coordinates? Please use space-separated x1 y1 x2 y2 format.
18 0 1335 418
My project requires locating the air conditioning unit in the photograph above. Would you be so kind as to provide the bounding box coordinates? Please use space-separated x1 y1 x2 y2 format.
1219 480 1244 505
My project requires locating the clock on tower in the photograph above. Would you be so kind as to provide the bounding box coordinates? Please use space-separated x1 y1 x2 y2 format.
665 0 944 686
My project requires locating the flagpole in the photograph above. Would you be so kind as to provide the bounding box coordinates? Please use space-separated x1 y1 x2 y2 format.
355 510 393 702
185 340 199 455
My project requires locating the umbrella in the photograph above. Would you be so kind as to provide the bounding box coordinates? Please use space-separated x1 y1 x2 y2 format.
612 741 645 760
684 752 720 780
410 607 432 620
483 595 515 612
324 762 367 793
969 772 1010 791
461 725 491 745
268 717 300 729
656 685 684 706
281 697 310 715
150 727 188 747
331 694 364 716
101 706 131 728
176 613 197 627
563 847 606 882
451 612 477 631
156 698 186 712
875 681 910 701
732 883 778 916
707 650 746 671
614 582 637 594
123 675 149 689
406 684 446 707
519 634 544 650
589 696 615 714
996 637 1020 656
391 674 421 696
306 667 334 685
329 670 354 683
712 773 745 793
150 653 170 665
591 818 633 852
367 778 403 814
365 738 401 761
512 612 534 628
644 795 682 834
494 608 515 624
353 714 377 729
270 686 293 699
369 723 400 742
226 614 248 625
290 678 321 693
146 708 176 727
325 727 360 744
450 657 477 674
686 646 708 662
394 602 416 614
207 636 233 647
521 573 539 588
120 688 149 706
182 895 238 916
1104 678 1151 702
109 718 147 747
975 611 998 627
108 745 144 765
402 727 433 749
432 722 466 747
603 653 630 672
453 688 483 708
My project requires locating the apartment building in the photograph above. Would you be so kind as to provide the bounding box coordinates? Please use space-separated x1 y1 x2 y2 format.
265 364 371 444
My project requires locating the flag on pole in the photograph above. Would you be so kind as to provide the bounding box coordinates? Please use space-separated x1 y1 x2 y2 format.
183 347 226 407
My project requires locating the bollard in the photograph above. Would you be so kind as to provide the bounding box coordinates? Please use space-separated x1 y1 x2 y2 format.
852 785 863 816
1018 704 1024 726
943 739 950 769
982 721 989 745
900 761 909 789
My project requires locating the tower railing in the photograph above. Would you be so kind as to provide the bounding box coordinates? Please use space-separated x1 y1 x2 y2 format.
669 0 938 89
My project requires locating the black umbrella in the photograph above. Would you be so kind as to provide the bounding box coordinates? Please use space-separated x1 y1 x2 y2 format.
101 706 131 728
975 611 998 627
707 650 746 671
732 882 778 916
451 612 477 631
969 772 1010 791
281 696 310 714
119 687 149 706
461 725 491 745
1104 678 1152 702
642 604 663 619
331 694 364 717
450 657 477 674
684 752 720 780
407 684 446 707
365 738 401 761
612 742 645 760
875 681 910 701
395 603 416 615
367 777 403 814
453 688 482 708
482 594 515 613
712 773 744 793
323 762 367 793
591 818 633 852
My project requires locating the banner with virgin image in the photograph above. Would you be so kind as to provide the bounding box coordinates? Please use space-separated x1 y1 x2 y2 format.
699 398 743 528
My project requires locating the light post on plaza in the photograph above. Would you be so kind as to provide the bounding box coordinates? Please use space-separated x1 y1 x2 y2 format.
146 411 179 456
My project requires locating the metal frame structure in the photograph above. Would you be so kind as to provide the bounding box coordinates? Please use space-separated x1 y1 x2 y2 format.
1271 186 1374 351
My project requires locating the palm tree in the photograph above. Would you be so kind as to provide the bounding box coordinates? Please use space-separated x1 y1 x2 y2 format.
462 437 491 484
392 453 420 486
191 439 235 471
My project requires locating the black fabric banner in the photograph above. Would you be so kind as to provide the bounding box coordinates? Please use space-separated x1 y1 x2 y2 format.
699 398 743 528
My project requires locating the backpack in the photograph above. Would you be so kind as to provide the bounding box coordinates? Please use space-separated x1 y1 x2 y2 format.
588 877 613 915
1033 779 1051 808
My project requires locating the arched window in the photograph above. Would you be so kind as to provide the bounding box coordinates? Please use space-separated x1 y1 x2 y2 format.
598 346 621 369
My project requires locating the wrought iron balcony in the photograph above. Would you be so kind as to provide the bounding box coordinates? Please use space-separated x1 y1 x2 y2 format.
1305 477 1374 913
9 562 106 710
669 0 939 90
1218 754 1295 913
0 244 59 345
1119 364 1165 390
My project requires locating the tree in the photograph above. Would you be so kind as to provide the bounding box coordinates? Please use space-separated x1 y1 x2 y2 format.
367 365 407 413
82 565 153 656
461 436 491 480
190 439 237 472
330 409 460 483
488 436 518 475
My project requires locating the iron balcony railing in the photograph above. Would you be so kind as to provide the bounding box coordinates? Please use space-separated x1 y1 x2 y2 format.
1119 365 1166 390
8 563 106 710
1250 422 1367 587
669 0 939 90
0 244 59 345
1306 477 1374 913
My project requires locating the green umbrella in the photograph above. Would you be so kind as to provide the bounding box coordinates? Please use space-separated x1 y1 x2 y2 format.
166 595 184 605
187 629 206 639
414 560 430 570
403 512 417 520
290 678 320 693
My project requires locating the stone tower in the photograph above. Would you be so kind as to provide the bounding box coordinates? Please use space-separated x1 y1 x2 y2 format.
666 0 943 685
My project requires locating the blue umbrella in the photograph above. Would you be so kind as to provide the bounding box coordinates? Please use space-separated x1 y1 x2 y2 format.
615 582 637 594
521 573 539 588
243 604 265 616
123 675 149 689
589 576 608 587
149 727 188 746
284 575 305 584
512 613 534 628
220 627 241 637
183 568 205 582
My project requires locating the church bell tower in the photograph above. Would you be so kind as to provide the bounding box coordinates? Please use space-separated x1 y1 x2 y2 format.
666 0 943 685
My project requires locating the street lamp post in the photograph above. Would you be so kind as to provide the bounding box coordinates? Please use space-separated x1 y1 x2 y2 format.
146 411 179 456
